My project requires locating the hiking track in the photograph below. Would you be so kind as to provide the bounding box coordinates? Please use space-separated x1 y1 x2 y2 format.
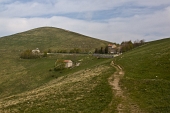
102 61 144 113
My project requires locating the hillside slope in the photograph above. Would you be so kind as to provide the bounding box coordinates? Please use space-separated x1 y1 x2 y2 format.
0 27 109 52
0 58 116 113
114 38 170 112
0 27 110 97
0 27 118 112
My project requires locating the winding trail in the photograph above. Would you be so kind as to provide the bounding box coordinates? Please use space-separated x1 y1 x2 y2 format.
109 61 124 97
102 61 143 113
110 61 125 113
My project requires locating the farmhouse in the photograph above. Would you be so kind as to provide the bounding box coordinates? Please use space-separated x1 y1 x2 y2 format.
63 60 73 68
108 44 117 54
32 48 40 54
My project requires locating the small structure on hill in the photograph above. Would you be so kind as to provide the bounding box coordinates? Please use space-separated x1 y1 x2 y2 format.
108 44 117 54
63 60 73 68
55 59 73 70
32 48 40 54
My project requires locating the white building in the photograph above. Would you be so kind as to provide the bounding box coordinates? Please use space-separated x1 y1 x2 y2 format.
63 60 73 68
32 48 40 54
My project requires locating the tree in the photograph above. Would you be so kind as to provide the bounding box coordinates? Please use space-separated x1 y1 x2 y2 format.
94 48 99 53
133 39 145 48
128 40 133 50
48 49 52 53
100 47 105 54
120 40 133 53
43 51 47 57
140 39 145 45
105 46 108 54
54 59 65 71
133 40 140 48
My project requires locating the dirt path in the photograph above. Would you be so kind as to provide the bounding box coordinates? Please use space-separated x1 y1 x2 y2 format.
110 61 124 97
110 61 125 113
102 61 144 113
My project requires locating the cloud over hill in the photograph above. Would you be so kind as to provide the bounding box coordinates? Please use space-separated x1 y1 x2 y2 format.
0 0 170 43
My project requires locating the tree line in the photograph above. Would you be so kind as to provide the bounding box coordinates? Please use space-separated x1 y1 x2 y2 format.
94 39 145 54
47 48 83 54
94 46 108 54
120 39 145 53
20 48 84 59
20 39 145 59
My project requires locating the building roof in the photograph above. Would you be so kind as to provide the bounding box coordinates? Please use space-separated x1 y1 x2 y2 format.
108 44 117 48
63 60 72 63
108 44 113 46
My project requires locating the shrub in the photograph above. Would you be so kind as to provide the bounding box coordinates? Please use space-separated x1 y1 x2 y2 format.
20 50 40 59
54 59 65 71
43 51 47 57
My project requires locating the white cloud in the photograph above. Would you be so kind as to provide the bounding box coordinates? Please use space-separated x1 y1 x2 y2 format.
0 0 13 3
0 6 170 43
0 0 170 43
3 0 169 18
135 0 170 6
108 6 170 42
1 1 112 17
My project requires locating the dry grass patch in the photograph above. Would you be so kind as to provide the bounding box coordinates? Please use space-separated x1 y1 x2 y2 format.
0 65 113 112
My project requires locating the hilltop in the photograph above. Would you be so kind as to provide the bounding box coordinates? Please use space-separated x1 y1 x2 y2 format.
0 27 109 53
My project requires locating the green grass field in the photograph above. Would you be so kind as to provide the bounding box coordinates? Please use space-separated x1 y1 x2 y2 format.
0 54 117 113
1 27 170 112
0 27 110 97
0 27 119 112
114 38 170 112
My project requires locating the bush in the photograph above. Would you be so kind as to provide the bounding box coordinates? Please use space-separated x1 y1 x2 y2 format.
43 51 47 57
20 50 40 59
54 59 65 71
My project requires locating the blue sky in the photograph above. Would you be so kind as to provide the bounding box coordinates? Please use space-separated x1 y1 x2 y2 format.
0 0 170 43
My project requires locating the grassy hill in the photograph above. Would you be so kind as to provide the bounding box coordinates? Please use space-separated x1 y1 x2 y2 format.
0 27 109 53
0 27 111 97
114 38 170 112
0 27 119 112
1 26 170 112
